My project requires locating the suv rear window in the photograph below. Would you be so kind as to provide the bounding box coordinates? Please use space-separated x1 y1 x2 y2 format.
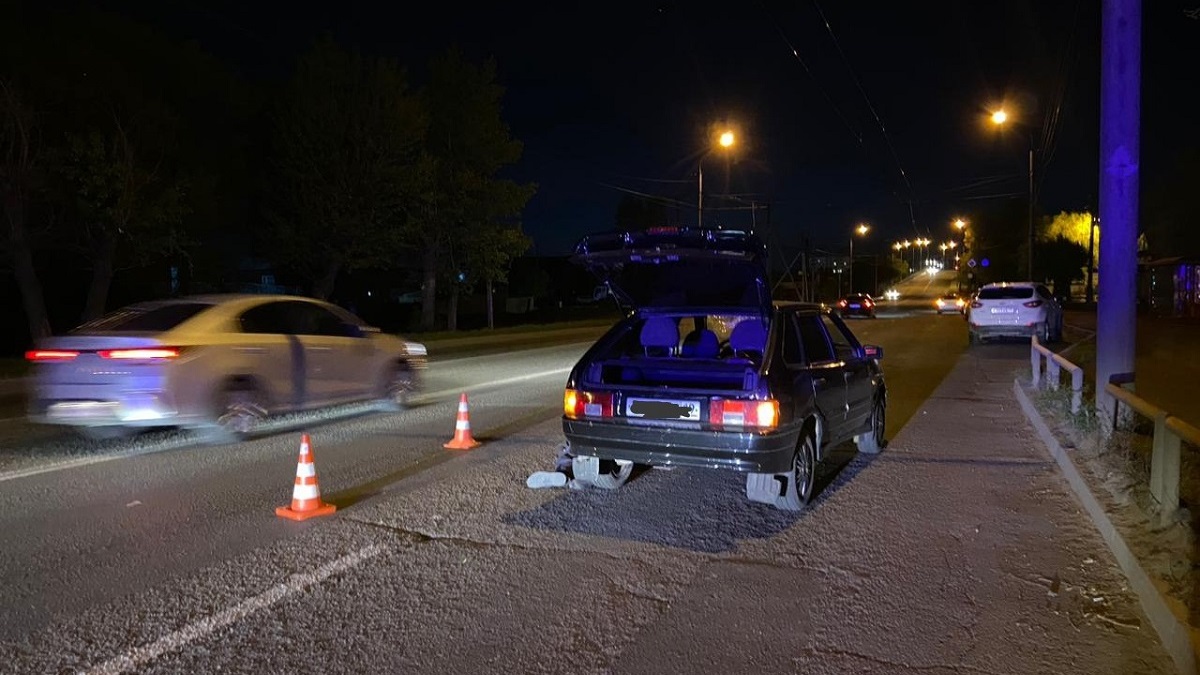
74 303 212 333
978 287 1033 300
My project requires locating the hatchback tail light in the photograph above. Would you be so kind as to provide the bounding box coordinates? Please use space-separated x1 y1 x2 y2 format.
1023 300 1044 308
563 388 614 419
709 398 780 429
98 347 181 360
25 350 80 362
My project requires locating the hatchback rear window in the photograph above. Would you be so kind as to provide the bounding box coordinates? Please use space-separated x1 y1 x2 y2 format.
74 303 212 333
978 287 1033 300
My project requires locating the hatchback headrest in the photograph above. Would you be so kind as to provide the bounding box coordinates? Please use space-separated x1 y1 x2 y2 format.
639 316 679 355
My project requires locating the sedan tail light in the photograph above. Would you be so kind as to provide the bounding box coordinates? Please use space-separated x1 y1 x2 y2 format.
1023 300 1044 308
563 388 614 419
25 350 80 362
709 398 780 429
98 347 181 360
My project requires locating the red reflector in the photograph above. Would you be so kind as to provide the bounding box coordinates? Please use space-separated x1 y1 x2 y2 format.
1023 300 1043 308
709 398 779 429
566 389 613 418
99 348 180 360
25 350 79 362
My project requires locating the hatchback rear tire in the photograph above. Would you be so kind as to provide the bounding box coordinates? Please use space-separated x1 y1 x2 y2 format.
855 396 886 454
774 431 817 511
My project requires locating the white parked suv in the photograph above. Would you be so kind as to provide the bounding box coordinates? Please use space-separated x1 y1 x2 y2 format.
966 282 1063 344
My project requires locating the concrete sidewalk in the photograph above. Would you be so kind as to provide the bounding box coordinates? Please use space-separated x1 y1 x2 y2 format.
330 347 1177 674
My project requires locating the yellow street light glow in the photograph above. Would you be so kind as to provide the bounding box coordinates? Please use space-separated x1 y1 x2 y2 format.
991 109 1008 125
893 242 902 250
954 218 966 230
902 240 911 248
718 130 735 148
856 224 869 236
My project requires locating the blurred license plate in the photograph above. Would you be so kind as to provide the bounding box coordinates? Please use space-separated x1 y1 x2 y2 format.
849 304 861 309
990 307 1016 314
626 398 700 421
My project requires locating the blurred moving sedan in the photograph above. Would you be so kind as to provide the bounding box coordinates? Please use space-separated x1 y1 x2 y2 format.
25 295 427 440
835 293 876 318
934 293 965 314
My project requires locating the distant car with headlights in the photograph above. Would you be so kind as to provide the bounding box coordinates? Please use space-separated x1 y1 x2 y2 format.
934 293 965 314
966 282 1063 344
25 295 426 440
883 289 900 301
560 227 887 511
835 293 876 318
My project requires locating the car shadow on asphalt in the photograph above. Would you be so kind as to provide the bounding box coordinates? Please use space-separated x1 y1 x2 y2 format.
503 443 877 554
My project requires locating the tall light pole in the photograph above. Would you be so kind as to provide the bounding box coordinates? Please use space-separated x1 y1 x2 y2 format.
699 129 736 227
990 109 1036 280
849 223 869 294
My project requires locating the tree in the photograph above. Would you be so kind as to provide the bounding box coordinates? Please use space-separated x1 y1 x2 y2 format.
464 224 531 329
413 48 535 330
1043 211 1098 269
266 37 426 299
1037 235 1090 300
0 78 51 342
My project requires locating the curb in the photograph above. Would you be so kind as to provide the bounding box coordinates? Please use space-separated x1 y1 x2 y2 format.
1014 378 1197 675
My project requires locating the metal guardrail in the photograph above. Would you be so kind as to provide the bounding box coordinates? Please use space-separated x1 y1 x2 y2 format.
1030 336 1084 413
1104 381 1200 520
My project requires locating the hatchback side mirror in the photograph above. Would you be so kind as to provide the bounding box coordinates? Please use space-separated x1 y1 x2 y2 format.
862 344 883 360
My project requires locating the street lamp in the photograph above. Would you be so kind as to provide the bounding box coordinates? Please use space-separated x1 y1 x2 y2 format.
849 223 869 294
990 108 1035 279
699 128 736 227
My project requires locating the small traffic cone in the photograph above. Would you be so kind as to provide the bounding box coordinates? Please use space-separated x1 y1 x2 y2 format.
443 393 481 450
276 434 336 521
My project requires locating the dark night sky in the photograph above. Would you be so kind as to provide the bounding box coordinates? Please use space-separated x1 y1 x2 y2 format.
105 0 1200 257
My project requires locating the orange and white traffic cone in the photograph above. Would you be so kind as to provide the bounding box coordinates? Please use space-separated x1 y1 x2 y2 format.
276 434 336 521
443 393 481 450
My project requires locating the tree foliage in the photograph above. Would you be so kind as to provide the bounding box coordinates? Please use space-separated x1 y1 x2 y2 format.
266 37 426 298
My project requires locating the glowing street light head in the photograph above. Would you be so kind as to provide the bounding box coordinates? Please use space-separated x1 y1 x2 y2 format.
856 223 869 236
718 130 735 148
893 242 902 250
954 218 966 230
990 109 1008 125
902 240 911 248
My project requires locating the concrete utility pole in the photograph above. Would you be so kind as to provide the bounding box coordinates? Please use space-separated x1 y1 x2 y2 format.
1096 0 1141 421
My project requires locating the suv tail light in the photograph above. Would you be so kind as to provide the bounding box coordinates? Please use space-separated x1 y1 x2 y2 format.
1023 300 1044 308
98 347 181 360
25 350 80 362
970 301 982 308
564 388 614 419
709 398 780 429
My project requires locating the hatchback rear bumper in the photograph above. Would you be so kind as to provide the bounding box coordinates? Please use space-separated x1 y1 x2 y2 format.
562 417 800 474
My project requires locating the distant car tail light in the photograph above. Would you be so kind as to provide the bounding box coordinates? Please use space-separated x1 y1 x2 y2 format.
25 350 79 362
563 388 613 419
838 300 848 307
863 299 874 307
98 347 180 360
1023 300 1044 308
709 398 780 429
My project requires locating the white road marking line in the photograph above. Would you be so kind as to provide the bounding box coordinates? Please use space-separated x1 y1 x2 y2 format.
0 436 199 484
82 544 384 675
418 366 572 403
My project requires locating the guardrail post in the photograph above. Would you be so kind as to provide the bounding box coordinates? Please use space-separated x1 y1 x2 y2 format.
1149 412 1181 519
1047 357 1060 390
1030 337 1041 387
1070 368 1083 414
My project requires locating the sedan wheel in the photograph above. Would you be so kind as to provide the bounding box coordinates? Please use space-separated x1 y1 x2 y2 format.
380 364 418 411
75 426 134 442
855 396 886 454
215 387 266 439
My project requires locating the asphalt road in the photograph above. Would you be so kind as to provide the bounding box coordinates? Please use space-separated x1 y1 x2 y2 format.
1 272 1173 673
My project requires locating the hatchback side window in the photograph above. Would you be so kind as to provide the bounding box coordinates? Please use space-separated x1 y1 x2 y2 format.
781 313 804 366
239 302 294 334
797 315 835 364
820 315 858 362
